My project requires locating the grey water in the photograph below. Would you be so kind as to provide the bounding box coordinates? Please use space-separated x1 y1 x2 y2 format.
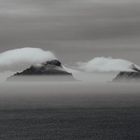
0 81 140 139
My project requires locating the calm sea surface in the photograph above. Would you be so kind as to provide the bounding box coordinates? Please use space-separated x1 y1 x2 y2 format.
0 82 140 139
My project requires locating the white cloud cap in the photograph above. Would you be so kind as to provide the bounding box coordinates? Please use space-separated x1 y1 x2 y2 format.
78 57 140 72
0 47 56 72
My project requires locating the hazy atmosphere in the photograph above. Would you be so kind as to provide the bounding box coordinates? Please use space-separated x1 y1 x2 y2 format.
0 0 140 65
1 1 140 139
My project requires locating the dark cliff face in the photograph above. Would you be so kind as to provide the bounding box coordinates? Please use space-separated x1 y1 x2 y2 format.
14 60 72 76
8 60 75 81
113 71 140 82
113 64 140 82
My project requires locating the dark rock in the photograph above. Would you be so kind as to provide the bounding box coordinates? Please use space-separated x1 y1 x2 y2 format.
113 71 140 82
7 59 75 81
113 64 140 82
45 59 62 67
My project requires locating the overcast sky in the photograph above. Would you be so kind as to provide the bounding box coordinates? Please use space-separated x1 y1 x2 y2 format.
0 0 140 64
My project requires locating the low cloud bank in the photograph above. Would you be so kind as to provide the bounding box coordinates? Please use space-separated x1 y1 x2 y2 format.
0 47 56 72
78 57 140 72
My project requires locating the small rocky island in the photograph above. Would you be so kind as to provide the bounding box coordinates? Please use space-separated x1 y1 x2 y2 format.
113 64 140 82
8 59 75 81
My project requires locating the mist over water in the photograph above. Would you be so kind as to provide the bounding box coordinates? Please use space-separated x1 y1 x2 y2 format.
0 0 140 139
0 80 140 140
1 80 140 109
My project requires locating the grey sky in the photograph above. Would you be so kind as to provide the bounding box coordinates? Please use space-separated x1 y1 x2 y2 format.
0 0 140 64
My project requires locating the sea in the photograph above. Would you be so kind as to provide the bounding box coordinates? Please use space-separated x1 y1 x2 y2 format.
0 81 140 140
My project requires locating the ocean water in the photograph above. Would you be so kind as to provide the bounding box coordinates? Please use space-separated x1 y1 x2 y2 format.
0 81 140 139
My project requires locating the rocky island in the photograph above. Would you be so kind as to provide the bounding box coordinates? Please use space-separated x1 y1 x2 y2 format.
7 60 75 82
113 64 140 82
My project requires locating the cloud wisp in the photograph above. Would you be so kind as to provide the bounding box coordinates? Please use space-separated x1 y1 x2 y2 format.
78 57 140 72
0 47 56 72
